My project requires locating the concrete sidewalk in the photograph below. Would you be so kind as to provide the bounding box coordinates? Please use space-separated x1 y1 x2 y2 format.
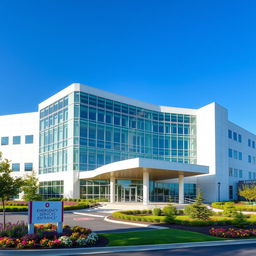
1 239 256 256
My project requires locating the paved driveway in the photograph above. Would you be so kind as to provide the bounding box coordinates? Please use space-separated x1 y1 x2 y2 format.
0 210 151 233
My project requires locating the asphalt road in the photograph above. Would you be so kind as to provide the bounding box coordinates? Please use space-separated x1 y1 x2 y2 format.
81 244 256 256
0 211 151 233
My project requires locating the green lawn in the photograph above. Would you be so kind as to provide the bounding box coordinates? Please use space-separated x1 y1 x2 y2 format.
101 229 226 246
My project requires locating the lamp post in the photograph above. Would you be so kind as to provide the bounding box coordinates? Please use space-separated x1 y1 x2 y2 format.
217 182 221 202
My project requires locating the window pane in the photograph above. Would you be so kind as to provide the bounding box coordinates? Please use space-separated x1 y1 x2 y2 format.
1 137 9 145
25 135 34 144
13 136 21 145
24 163 33 171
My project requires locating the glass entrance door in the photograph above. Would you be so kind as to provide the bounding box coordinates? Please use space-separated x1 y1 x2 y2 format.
121 186 137 202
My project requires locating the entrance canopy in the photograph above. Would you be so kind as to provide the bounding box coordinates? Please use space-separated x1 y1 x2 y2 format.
79 158 209 181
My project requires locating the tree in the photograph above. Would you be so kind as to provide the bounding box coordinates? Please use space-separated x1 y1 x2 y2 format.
21 171 42 201
184 190 212 220
239 185 256 202
0 152 24 229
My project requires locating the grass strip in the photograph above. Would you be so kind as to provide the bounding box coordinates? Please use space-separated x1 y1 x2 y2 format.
101 229 225 246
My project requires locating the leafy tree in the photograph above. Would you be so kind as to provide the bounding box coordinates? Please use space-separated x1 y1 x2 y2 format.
184 190 212 220
0 152 24 229
21 171 42 201
239 185 256 202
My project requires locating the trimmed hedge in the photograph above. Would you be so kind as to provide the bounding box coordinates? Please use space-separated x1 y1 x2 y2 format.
0 202 95 212
112 211 234 226
212 202 256 212
112 211 166 223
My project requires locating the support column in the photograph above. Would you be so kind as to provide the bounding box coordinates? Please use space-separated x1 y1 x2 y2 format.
178 174 184 204
110 174 115 203
143 169 149 205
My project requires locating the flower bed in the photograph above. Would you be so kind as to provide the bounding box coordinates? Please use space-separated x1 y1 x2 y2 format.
209 228 256 238
0 222 98 249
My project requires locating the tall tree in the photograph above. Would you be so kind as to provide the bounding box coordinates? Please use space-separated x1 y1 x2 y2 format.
21 171 42 201
0 152 24 229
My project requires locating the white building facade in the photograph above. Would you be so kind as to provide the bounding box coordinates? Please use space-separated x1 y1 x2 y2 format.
0 83 254 203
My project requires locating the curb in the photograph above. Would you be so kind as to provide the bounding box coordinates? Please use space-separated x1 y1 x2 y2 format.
72 212 105 218
104 216 168 229
1 238 256 256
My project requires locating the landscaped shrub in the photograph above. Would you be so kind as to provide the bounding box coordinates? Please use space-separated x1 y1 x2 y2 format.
162 205 177 216
0 222 27 238
152 208 162 216
223 202 238 217
233 212 248 228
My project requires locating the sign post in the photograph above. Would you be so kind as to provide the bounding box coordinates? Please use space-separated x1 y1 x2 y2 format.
28 201 64 234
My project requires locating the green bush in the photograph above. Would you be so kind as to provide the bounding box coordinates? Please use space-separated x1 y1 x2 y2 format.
152 208 162 216
233 212 248 228
164 213 175 224
162 205 177 216
223 202 238 217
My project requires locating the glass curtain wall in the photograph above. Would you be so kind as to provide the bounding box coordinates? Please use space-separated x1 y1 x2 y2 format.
74 92 197 171
80 179 196 202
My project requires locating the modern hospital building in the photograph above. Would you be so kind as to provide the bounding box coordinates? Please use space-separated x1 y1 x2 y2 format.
0 83 255 204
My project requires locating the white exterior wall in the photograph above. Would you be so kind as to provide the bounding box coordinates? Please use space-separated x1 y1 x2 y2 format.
0 112 39 198
227 122 256 200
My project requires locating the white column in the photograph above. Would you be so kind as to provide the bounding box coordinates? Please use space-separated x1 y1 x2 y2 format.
178 174 184 204
110 175 115 203
143 169 149 205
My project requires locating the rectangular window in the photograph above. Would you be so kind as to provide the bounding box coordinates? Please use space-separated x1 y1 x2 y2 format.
25 135 34 144
239 152 242 160
13 136 21 145
24 163 33 171
1 137 9 145
229 167 233 177
229 185 233 200
228 148 232 158
254 173 256 180
12 163 20 172
234 169 238 177
233 132 237 141
248 155 252 163
234 150 238 159
248 139 251 147
253 141 255 149
239 170 243 178
249 172 252 179
238 134 242 143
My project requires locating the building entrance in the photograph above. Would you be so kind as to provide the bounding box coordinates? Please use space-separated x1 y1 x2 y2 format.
121 186 137 202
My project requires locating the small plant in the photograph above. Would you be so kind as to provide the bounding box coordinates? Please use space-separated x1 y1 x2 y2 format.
85 232 98 245
152 208 162 216
223 202 238 217
162 205 177 216
233 212 248 228
59 236 73 247
164 213 175 224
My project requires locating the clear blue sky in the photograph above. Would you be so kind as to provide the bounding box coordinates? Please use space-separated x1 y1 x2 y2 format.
1 0 256 132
